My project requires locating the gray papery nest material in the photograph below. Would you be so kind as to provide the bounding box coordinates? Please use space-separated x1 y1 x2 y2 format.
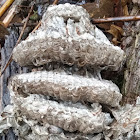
104 103 140 140
12 3 125 70
9 71 122 107
132 0 140 5
2 101 140 139
3 3 127 139
0 105 104 140
12 94 112 134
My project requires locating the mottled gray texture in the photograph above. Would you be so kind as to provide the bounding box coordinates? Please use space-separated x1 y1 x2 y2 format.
0 105 104 140
12 94 112 134
9 71 122 107
3 3 127 140
105 102 140 140
12 4 125 70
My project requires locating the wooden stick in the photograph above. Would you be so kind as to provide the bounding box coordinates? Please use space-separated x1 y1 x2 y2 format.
0 74 4 113
2 0 24 27
0 44 3 113
3 4 18 27
31 21 41 33
53 0 59 5
91 15 140 24
15 4 34 46
9 15 140 28
0 54 12 76
0 5 34 76
9 22 37 27
0 0 14 17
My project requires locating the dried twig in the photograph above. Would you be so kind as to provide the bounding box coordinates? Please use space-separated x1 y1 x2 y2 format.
0 4 34 76
30 0 60 33
15 5 34 46
9 15 140 28
0 44 3 113
0 0 14 17
9 22 37 27
31 20 41 33
53 0 59 5
0 54 12 76
91 15 140 24
2 0 24 27
3 6 18 27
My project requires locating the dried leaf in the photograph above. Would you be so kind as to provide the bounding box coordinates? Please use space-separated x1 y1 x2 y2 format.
112 37 120 45
82 0 114 29
121 0 131 6
121 0 130 16
30 10 39 21
114 0 123 17
123 5 129 16
107 24 124 45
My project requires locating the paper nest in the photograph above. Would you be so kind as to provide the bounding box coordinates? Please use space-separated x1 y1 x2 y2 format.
1 3 137 140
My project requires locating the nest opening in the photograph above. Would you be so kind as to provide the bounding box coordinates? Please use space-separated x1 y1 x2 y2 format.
63 17 80 24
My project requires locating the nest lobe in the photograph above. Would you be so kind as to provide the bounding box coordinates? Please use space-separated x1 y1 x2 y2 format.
12 3 125 70
6 3 126 139
13 94 112 134
9 71 122 107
